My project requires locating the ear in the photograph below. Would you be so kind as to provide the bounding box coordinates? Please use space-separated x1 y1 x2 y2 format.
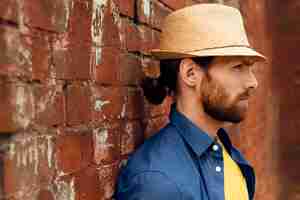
179 58 203 87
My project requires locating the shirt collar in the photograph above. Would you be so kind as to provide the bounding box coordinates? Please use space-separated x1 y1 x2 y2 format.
169 103 233 157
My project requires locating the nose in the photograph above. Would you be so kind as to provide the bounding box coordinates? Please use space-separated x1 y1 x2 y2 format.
245 72 258 92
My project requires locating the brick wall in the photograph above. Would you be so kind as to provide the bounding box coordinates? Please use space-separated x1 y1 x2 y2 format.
0 0 290 200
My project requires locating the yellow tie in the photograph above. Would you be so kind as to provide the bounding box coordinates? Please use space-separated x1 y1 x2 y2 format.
217 138 249 200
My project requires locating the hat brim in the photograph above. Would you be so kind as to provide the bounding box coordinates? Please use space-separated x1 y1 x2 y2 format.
150 46 267 62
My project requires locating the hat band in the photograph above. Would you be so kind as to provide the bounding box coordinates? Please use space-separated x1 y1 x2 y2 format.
180 45 252 53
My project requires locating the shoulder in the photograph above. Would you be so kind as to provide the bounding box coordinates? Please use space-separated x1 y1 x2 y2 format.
115 170 182 200
122 123 182 174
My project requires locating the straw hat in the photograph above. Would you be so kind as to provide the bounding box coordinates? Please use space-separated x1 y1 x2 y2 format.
150 4 266 61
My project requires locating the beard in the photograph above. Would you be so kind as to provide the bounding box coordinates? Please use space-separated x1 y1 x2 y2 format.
200 73 249 123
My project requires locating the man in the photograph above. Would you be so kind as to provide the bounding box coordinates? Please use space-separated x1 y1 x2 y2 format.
114 4 266 200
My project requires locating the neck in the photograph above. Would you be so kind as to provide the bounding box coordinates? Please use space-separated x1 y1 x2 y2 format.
176 97 226 139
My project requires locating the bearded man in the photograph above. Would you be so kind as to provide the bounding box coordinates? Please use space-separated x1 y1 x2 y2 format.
114 4 266 200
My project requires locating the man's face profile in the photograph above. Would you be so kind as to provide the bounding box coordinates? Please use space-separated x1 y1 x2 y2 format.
199 56 258 123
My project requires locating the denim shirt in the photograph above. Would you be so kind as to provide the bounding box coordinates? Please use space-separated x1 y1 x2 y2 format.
114 103 256 200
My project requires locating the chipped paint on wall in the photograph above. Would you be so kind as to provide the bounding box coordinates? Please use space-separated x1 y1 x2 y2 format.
95 47 102 66
91 0 108 45
93 128 113 149
13 85 33 130
7 136 55 175
54 178 76 200
94 98 110 111
143 0 151 18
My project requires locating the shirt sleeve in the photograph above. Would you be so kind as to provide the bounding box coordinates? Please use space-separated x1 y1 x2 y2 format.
115 171 182 200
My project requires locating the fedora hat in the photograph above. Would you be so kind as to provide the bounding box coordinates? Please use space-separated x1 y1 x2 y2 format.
150 4 266 61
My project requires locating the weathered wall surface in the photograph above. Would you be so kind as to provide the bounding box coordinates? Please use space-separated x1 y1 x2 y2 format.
0 0 297 200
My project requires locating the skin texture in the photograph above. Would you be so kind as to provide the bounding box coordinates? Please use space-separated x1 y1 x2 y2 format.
176 56 258 139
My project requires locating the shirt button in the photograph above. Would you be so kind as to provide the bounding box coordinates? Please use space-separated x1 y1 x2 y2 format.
212 144 219 151
216 166 222 172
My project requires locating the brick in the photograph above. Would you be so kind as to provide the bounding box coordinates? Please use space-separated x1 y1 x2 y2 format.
137 0 171 30
113 0 135 18
37 189 54 200
93 47 143 85
0 26 30 79
4 135 56 195
138 25 160 54
92 0 121 47
66 84 91 125
33 82 65 127
53 36 92 80
122 87 145 120
97 162 120 199
56 131 93 174
68 1 93 44
91 86 126 122
0 0 19 23
93 121 121 165
75 166 102 200
19 33 51 81
151 0 171 30
23 0 70 32
159 0 185 10
121 120 144 155
119 18 141 51
141 56 160 77
0 83 33 133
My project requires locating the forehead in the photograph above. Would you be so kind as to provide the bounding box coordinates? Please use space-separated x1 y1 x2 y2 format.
211 56 256 67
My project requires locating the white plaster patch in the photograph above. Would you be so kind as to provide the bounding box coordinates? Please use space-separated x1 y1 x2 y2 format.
14 85 33 130
143 0 151 18
94 98 110 111
54 178 76 200
9 143 16 160
47 136 54 169
93 128 113 149
91 0 108 45
95 47 102 66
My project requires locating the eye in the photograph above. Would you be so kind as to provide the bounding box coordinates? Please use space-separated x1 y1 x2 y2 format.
232 64 244 71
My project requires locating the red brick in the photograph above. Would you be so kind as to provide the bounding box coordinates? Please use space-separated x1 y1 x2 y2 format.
69 1 93 44
159 0 185 10
23 0 70 32
33 82 65 127
75 166 102 200
66 84 91 125
19 33 51 81
151 0 171 30
0 26 30 79
137 0 171 30
53 36 92 80
138 25 160 54
92 47 143 85
56 131 93 174
0 83 33 133
119 18 141 51
3 135 56 195
93 121 121 165
91 86 126 122
114 0 135 18
92 0 121 47
0 0 19 23
37 189 54 200
141 57 160 77
97 162 121 199
123 87 144 120
121 120 144 155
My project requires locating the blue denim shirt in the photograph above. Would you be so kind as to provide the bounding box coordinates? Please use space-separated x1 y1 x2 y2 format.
115 103 256 200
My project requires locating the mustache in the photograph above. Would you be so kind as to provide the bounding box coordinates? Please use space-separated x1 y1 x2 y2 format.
239 90 254 100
